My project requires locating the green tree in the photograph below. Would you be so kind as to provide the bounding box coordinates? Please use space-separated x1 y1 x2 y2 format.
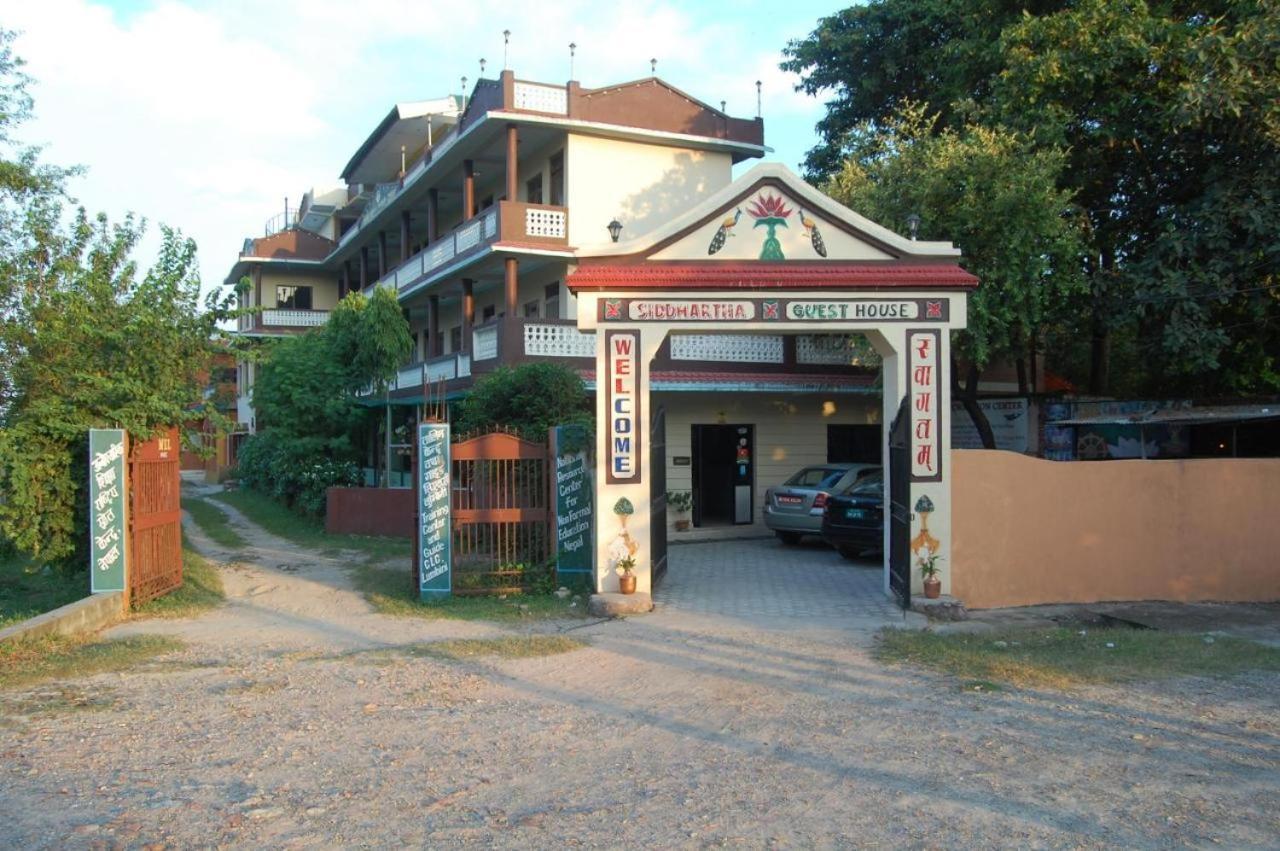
455 362 592 442
826 105 1083 445
0 215 234 564
785 1 1280 396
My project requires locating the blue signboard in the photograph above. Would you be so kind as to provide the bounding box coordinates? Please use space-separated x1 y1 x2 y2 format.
418 423 451 599
552 424 594 579
89 428 128 593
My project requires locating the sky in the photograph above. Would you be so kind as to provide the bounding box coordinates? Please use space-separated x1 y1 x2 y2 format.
2 0 841 298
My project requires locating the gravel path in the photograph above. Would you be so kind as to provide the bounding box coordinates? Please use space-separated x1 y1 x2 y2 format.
2 489 1278 848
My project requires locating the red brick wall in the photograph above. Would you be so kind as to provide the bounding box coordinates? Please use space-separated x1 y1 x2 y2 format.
325 487 414 539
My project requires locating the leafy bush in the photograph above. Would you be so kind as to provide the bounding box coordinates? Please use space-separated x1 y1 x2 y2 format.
455 362 591 441
234 431 359 518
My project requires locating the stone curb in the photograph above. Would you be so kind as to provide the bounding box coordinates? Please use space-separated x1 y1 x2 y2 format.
588 592 654 617
0 591 124 645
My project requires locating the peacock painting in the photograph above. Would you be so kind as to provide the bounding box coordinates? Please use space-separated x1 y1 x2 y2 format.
798 208 828 257
706 208 742 255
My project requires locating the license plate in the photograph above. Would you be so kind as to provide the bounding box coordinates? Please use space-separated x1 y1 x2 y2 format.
845 508 867 520
777 495 803 506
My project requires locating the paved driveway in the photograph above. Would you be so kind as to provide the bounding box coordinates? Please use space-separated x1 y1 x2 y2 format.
656 536 908 629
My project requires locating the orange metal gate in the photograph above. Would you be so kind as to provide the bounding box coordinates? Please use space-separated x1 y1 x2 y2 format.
127 426 183 606
450 430 550 595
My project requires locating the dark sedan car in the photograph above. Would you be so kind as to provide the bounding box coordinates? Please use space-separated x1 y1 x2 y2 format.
820 468 884 559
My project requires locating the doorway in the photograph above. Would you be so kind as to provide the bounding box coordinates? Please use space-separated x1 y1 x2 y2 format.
691 424 754 527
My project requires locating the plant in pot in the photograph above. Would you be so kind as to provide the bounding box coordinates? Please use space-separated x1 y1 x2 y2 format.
615 555 637 595
667 490 693 531
917 547 943 600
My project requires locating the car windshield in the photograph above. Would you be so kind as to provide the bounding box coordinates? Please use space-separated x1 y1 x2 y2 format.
847 471 883 494
785 467 847 489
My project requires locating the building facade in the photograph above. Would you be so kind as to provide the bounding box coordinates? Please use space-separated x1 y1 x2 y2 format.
225 70 975 564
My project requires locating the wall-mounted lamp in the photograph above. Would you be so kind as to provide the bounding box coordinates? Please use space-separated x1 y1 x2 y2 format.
906 213 921 241
607 219 623 243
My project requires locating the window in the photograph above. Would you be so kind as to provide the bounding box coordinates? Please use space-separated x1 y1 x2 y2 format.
275 285 313 310
544 282 560 319
480 194 494 210
482 305 496 321
524 300 540 318
449 326 461 353
526 174 543 205
827 424 882 464
549 150 564 206
410 332 420 358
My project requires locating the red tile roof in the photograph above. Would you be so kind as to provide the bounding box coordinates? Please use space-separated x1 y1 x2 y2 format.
567 263 978 291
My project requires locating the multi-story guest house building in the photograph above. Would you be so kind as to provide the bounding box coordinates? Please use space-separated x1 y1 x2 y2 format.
226 70 971 533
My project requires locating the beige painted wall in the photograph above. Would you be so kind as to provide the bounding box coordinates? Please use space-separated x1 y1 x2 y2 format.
260 271 340 309
566 134 732 249
952 450 1280 608
655 391 880 516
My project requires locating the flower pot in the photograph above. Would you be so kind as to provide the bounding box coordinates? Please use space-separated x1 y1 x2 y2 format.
618 574 637 595
923 576 941 600
674 519 690 532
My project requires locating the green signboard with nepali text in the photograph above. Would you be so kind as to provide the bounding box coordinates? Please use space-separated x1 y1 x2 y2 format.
417 423 451 600
89 428 128 593
552 424 594 580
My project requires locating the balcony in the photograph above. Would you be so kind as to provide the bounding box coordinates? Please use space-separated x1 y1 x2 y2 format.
387 353 473 392
392 201 568 295
469 319 596 369
238 308 330 333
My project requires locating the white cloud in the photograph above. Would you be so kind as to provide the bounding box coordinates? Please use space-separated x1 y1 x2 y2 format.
2 0 827 294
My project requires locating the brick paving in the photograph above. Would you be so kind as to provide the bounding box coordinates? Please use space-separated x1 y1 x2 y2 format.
656 536 906 626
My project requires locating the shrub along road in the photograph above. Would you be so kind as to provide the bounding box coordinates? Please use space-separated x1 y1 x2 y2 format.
1 485 1277 848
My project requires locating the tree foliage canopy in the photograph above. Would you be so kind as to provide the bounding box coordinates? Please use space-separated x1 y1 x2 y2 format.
785 0 1280 395
455 362 592 442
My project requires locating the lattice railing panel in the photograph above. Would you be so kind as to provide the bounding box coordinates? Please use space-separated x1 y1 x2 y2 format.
670 334 784 363
513 82 568 114
797 334 866 365
524 324 597 357
525 208 566 239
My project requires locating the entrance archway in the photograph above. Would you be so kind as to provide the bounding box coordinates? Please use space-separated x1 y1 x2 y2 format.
566 164 977 606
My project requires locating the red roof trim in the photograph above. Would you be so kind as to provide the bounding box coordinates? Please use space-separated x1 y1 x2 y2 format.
566 263 977 291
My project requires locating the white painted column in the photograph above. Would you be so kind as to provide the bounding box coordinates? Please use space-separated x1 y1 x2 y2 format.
592 324 664 594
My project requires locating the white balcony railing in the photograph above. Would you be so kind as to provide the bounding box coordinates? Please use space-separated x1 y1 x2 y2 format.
396 363 424 390
239 309 330 330
670 334 784 364
525 207 566 239
513 81 568 115
400 209 499 292
472 324 499 361
424 353 471 383
524 323 597 358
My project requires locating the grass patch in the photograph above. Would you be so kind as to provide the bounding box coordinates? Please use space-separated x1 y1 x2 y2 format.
210 488 410 562
0 550 86 629
402 636 587 661
0 634 184 691
354 563 586 623
182 495 246 549
876 627 1280 690
132 548 225 619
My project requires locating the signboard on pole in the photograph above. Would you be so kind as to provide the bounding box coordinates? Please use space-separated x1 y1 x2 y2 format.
552 424 593 580
417 423 451 600
88 428 128 594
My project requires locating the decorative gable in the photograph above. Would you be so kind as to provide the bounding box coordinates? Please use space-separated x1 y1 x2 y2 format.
650 185 895 262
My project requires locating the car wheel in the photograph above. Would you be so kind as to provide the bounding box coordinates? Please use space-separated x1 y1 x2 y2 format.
837 544 861 560
776 531 802 545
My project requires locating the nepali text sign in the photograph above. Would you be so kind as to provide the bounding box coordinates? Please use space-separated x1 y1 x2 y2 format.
553 425 594 578
605 331 641 484
89 428 127 593
418 423 451 600
601 298 948 323
909 329 943 482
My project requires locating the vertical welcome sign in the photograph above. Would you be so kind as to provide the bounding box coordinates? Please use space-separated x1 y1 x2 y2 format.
88 429 128 593
908 329 942 482
417 423 451 600
605 330 641 484
552 424 594 580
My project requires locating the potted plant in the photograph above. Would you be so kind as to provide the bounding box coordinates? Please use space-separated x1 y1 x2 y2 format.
615 555 637 595
667 490 693 531
917 547 943 599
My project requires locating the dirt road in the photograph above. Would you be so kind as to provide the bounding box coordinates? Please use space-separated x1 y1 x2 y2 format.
2 492 1277 848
